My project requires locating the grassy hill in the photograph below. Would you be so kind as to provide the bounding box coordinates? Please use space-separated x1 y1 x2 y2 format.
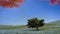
0 25 27 29
0 21 60 34
0 25 14 29
45 20 60 26
0 20 60 29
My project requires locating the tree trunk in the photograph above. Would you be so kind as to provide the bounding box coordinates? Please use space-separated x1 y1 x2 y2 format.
36 27 39 30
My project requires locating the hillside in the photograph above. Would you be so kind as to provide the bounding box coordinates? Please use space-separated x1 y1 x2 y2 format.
0 20 60 29
45 20 60 26
0 25 27 29
0 25 14 29
0 25 13 28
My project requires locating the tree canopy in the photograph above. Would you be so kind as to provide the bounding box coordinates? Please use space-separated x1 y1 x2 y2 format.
27 18 45 30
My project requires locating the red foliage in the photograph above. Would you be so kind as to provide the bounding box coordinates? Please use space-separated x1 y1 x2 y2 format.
0 0 24 8
57 0 60 5
16 0 24 2
50 0 60 5
50 0 56 4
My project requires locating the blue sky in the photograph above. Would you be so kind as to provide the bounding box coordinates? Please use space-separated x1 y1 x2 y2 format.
0 0 60 26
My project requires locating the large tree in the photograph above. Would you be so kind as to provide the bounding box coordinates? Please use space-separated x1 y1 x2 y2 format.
26 18 45 30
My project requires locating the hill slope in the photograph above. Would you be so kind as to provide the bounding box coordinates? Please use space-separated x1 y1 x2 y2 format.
45 20 60 26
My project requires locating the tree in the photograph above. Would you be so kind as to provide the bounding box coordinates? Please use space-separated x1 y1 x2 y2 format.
26 18 45 30
0 0 24 8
